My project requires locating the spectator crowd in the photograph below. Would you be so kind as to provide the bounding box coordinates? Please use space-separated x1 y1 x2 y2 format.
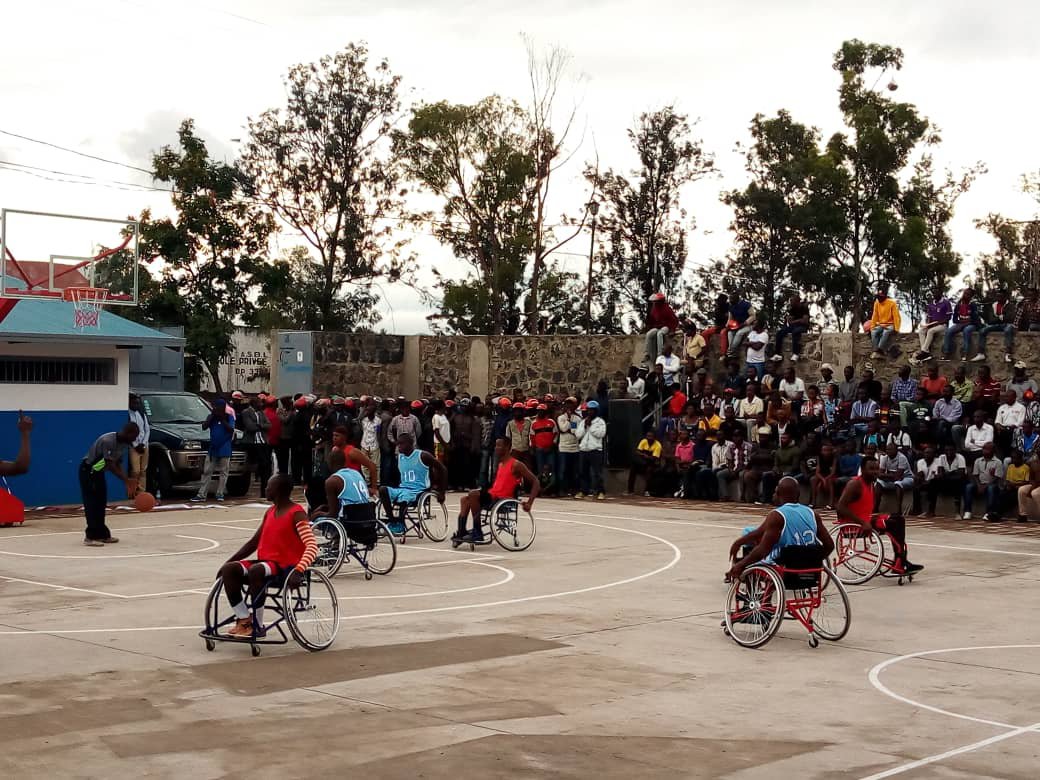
175 282 1040 524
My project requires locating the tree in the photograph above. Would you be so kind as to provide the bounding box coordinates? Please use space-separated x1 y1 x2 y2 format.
585 106 714 332
715 111 840 329
394 96 536 335
135 120 275 393
522 37 589 333
893 157 984 324
972 170 1040 293
820 40 937 327
241 43 405 332
249 246 379 332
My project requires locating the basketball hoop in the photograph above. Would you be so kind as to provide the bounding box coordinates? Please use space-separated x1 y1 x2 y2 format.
63 286 110 329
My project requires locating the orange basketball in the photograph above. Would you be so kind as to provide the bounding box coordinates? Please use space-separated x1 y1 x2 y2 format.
134 491 157 512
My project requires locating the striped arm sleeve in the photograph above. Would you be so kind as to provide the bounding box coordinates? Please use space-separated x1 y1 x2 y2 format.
294 516 319 572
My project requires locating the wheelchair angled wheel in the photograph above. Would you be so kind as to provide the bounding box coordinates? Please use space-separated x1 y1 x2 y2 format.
357 519 397 576
831 522 884 585
811 565 851 642
489 499 536 551
723 565 785 648
418 491 449 542
310 517 347 578
284 570 339 652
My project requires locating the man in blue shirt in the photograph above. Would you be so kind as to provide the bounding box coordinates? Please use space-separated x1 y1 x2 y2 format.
193 398 235 502
726 477 834 582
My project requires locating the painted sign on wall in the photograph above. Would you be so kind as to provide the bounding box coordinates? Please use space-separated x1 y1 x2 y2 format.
199 328 272 393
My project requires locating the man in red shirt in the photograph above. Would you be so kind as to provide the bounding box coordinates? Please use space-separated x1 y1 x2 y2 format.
529 404 558 489
919 364 948 401
217 474 318 638
454 438 539 545
973 364 1002 418
644 292 679 362
835 458 922 575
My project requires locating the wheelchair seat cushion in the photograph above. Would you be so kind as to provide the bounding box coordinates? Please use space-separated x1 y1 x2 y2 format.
341 504 378 546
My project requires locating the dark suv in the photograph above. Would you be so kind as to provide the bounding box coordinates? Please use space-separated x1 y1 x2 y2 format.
134 390 251 498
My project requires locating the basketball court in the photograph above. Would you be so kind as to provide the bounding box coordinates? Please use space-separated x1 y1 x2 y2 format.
0 498 1036 778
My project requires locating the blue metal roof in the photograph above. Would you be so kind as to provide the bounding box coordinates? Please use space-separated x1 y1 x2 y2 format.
1 277 183 347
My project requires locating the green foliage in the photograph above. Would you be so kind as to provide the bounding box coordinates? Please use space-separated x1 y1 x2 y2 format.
135 120 274 393
249 246 379 332
394 96 537 334
585 107 714 332
241 43 404 331
972 171 1040 293
713 111 840 329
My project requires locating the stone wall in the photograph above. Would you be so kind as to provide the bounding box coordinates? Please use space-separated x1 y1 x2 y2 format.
311 332 406 397
487 335 643 398
419 336 472 398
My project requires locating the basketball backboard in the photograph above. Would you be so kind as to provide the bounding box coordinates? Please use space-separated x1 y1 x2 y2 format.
0 208 139 305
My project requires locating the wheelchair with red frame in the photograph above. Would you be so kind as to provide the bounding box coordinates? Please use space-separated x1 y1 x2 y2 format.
831 513 916 586
722 544 851 649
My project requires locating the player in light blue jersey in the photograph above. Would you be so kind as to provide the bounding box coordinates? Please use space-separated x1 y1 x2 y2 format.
726 476 834 582
311 448 379 546
378 432 446 534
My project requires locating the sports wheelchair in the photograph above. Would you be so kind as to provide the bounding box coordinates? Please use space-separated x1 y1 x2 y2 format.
376 490 449 544
200 568 339 657
831 514 916 586
722 545 851 649
454 496 536 552
309 511 397 580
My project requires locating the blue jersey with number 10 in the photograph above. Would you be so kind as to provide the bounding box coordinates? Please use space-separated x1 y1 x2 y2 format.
335 468 371 506
397 450 430 493
766 503 819 563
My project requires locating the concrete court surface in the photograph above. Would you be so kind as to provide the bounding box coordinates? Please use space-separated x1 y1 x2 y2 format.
0 496 1038 779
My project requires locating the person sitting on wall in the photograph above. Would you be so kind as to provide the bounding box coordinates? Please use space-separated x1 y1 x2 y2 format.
868 285 902 360
644 292 680 363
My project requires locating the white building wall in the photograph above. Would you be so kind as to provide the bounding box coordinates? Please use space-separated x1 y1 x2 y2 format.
199 328 272 394
0 341 129 412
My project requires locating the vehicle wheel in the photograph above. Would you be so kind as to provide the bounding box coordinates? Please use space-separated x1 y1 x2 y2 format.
723 565 785 648
225 474 251 498
284 570 339 652
813 566 851 642
359 521 397 576
831 523 884 585
418 492 449 542
309 518 346 578
251 644 261 657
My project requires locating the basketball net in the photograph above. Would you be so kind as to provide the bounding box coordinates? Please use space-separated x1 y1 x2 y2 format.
63 286 110 330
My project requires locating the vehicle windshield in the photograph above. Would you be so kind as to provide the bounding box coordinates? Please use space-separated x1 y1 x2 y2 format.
139 394 211 424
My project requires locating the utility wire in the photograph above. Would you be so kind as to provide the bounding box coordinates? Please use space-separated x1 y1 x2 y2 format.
0 128 153 174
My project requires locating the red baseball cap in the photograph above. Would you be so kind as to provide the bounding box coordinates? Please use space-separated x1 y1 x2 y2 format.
525 398 538 409
445 399 456 407
293 397 308 409
536 403 548 411
512 402 525 410
498 397 512 409
410 400 423 409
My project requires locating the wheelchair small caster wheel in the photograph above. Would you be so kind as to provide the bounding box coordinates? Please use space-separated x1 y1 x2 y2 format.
722 627 731 637
907 574 914 584
897 577 904 586
808 634 819 649
364 571 373 581
399 535 406 545
251 644 261 657
205 639 215 652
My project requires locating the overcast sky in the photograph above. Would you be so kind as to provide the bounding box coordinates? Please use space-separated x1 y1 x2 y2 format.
2 0 1037 332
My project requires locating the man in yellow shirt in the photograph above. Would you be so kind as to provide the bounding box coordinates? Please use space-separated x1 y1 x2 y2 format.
1004 450 1031 521
869 286 902 360
627 430 663 495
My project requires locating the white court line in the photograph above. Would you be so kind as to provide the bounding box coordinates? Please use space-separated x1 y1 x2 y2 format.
0 556 505 602
859 723 1040 780
0 518 260 540
0 575 208 600
337 560 514 600
861 644 1040 779
0 515 680 635
548 508 1040 558
0 535 219 559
